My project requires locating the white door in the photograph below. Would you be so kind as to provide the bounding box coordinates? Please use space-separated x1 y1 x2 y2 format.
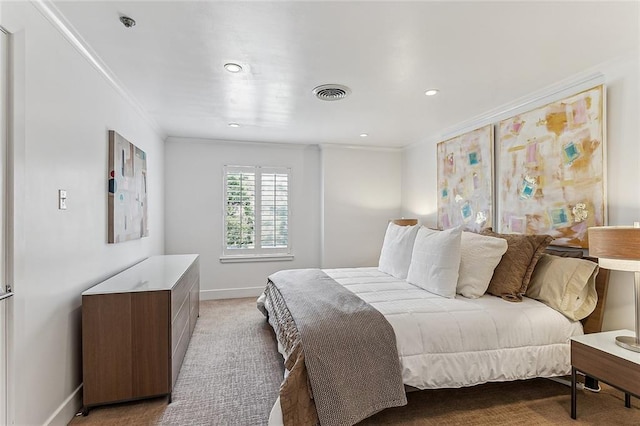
0 27 10 426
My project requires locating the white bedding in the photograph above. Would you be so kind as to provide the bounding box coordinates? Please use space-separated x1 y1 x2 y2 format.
265 267 584 425
323 267 583 389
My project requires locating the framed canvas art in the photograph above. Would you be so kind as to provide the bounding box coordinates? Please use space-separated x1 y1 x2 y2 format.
437 125 494 232
108 130 148 243
496 85 605 248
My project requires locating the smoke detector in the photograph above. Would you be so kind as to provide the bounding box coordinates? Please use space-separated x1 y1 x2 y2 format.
312 84 351 101
119 16 136 28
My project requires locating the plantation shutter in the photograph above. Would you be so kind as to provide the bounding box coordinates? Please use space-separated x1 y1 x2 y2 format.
223 166 291 256
261 172 288 248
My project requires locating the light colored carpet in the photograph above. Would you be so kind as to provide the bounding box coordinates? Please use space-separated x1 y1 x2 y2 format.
70 298 284 426
70 298 640 425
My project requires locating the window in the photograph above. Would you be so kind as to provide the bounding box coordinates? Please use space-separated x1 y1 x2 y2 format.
222 166 291 260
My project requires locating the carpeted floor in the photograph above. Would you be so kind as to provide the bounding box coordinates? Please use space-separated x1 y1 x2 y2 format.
70 298 640 425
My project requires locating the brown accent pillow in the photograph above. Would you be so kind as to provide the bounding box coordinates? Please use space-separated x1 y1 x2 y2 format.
480 229 554 301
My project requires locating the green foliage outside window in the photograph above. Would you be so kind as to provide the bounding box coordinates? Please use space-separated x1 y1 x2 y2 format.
226 173 255 248
224 167 290 254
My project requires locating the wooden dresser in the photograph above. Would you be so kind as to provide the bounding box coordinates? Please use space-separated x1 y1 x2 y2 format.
81 254 199 413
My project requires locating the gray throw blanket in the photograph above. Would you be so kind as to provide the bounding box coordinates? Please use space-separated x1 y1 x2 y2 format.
265 269 407 426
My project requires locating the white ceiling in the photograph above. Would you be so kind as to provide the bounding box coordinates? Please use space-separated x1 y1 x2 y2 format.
53 1 639 148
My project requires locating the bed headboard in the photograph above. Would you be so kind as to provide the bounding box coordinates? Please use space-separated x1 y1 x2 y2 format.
391 219 418 226
581 256 610 334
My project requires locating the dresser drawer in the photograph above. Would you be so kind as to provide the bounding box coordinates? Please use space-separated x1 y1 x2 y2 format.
171 262 199 320
171 296 190 354
189 298 198 336
171 275 190 321
189 278 200 336
171 317 190 388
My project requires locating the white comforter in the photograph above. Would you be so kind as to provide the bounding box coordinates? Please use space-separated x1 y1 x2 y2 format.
266 267 583 425
324 267 583 389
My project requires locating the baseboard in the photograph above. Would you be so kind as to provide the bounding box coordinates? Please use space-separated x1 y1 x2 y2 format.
44 384 82 426
200 287 264 300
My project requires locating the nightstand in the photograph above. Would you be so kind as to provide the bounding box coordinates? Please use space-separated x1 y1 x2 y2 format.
571 330 640 419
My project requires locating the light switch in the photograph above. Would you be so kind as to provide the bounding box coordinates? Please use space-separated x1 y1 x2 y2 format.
59 189 67 210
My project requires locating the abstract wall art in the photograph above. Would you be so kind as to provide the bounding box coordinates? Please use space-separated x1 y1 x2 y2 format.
496 85 605 248
108 130 148 243
437 125 494 232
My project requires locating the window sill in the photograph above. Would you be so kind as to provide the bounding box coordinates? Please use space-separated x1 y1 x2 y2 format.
219 254 295 264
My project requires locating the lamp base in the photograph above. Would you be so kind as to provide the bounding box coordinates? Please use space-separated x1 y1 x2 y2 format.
615 335 640 352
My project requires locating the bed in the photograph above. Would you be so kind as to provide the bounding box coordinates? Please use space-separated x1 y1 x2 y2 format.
257 222 610 426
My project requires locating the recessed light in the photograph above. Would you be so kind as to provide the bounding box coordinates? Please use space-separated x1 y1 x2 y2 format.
360 133 369 138
425 89 439 96
228 123 240 128
224 63 243 73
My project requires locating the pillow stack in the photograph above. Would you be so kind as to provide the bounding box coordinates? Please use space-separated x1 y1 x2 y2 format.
379 223 467 298
378 224 513 300
377 223 602 320
381 222 569 300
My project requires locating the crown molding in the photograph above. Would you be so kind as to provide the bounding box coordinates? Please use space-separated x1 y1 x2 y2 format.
166 136 321 151
319 143 402 153
30 0 166 140
405 70 607 150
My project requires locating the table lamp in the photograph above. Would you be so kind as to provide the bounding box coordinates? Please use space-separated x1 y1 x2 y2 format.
588 223 640 352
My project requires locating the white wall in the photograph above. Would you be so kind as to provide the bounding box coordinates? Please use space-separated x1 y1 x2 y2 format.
401 53 640 332
1 3 165 425
596 54 640 331
164 138 321 298
164 140 403 295
321 145 402 268
401 142 438 228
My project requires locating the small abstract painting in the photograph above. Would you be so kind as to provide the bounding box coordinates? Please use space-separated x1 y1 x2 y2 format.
497 85 605 248
108 130 148 243
437 125 494 232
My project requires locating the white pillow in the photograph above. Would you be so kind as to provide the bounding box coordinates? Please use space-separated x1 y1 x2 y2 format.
378 223 420 279
457 232 508 298
407 226 462 298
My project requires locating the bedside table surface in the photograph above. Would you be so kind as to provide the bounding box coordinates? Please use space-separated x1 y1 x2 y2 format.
572 330 640 364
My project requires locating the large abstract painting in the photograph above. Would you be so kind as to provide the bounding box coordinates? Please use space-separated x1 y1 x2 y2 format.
437 125 494 232
108 130 148 243
497 85 605 248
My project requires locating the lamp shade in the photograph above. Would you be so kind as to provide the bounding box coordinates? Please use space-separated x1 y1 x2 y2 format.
588 226 640 272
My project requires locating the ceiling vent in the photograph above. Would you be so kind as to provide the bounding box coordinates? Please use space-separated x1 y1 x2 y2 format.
312 84 351 101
